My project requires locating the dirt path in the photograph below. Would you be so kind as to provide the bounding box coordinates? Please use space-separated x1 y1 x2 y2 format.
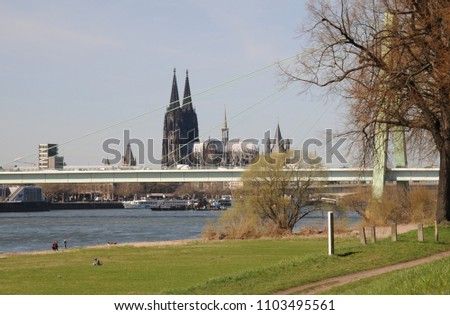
274 250 450 295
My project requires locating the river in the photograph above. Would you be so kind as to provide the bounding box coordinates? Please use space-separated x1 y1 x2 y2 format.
0 209 361 254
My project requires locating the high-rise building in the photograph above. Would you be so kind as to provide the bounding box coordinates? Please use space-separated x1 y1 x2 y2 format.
161 69 199 167
38 144 64 169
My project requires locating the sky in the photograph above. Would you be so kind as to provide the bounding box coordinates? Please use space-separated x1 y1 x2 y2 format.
0 0 348 168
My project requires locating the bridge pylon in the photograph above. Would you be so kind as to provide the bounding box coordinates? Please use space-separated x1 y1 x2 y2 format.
372 12 409 199
372 124 408 199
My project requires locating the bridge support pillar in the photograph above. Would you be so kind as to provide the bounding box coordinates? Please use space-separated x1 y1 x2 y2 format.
392 126 409 192
372 121 388 199
372 12 408 199
372 125 408 199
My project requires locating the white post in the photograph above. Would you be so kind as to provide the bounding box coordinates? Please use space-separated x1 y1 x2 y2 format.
328 211 334 256
435 220 439 242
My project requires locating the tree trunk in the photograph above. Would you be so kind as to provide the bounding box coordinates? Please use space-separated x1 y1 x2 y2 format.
436 140 450 222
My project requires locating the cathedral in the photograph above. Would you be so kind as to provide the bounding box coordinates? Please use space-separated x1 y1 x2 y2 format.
161 69 288 168
161 69 199 167
191 111 259 167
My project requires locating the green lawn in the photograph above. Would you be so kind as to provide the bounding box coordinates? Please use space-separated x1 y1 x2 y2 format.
0 226 449 294
322 255 450 294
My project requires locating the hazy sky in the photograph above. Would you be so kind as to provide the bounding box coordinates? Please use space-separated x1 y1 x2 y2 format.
0 0 347 168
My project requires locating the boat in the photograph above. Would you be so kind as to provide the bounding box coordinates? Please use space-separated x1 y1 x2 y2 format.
122 198 162 209
150 199 195 211
218 195 233 208
122 198 194 210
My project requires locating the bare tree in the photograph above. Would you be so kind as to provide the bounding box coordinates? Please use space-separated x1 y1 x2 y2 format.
40 183 73 201
282 0 449 221
114 183 145 200
240 153 321 232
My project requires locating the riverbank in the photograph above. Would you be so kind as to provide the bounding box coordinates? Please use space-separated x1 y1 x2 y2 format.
0 238 196 259
0 201 49 212
0 223 433 258
0 226 448 294
49 201 124 210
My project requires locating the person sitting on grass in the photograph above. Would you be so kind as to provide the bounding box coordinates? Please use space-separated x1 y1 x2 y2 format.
92 258 101 266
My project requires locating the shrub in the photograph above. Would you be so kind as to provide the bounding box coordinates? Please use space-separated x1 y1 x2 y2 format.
407 187 436 224
338 186 371 218
338 185 437 225
201 199 291 240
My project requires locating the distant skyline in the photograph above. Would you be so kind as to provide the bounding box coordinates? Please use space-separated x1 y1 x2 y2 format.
0 0 347 168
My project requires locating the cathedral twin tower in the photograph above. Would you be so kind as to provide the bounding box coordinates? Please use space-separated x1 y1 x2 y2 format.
161 69 199 166
161 69 286 167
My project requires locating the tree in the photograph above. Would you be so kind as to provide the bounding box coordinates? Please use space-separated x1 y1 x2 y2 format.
40 183 73 202
282 0 449 221
114 183 145 200
239 153 321 232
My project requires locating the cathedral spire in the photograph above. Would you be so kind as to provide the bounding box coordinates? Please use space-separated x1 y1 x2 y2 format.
273 123 285 153
182 69 193 110
223 106 228 129
222 107 229 143
169 68 180 110
122 142 136 166
221 107 229 166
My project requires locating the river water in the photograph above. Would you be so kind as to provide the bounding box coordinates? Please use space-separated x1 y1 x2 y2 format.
0 209 361 254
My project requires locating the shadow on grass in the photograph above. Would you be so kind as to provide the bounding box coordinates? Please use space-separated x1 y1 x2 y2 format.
336 251 361 257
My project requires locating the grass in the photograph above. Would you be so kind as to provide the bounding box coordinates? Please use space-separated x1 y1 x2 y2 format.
0 226 449 294
322 255 450 294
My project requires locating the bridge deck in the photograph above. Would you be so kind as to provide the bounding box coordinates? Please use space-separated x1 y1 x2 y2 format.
0 168 439 184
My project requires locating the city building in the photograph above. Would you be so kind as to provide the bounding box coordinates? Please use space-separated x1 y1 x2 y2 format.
0 185 11 201
38 144 64 169
5 186 45 202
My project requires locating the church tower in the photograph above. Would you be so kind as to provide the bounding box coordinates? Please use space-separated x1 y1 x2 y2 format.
161 69 199 167
267 123 290 155
272 123 285 154
180 70 199 163
162 69 180 166
221 108 229 165
122 142 136 166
